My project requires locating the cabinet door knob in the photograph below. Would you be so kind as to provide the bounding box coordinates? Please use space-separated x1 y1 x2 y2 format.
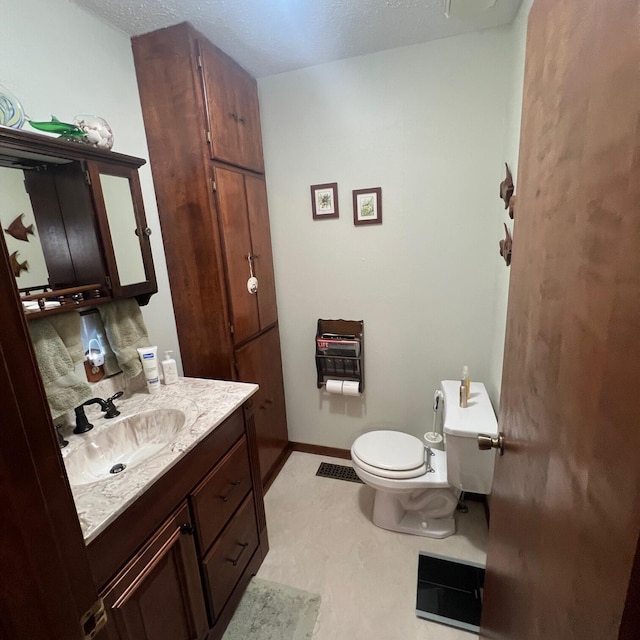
135 227 152 237
180 523 195 535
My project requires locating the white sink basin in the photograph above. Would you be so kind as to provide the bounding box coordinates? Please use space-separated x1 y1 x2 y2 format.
64 409 187 486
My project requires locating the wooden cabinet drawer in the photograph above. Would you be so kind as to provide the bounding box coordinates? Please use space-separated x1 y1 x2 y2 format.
191 435 252 552
202 493 259 620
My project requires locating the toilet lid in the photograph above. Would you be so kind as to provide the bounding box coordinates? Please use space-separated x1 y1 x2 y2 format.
352 430 425 472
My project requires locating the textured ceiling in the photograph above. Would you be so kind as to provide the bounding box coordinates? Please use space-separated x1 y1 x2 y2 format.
71 0 523 78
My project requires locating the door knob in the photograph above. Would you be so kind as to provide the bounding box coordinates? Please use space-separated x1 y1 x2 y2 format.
477 432 505 456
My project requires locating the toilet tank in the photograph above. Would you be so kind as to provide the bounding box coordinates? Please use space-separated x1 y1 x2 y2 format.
441 380 498 495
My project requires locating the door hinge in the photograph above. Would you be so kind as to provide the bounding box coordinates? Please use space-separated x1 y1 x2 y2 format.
80 597 107 640
105 276 112 290
197 54 203 69
210 179 217 193
229 322 234 336
206 130 212 144
84 170 91 186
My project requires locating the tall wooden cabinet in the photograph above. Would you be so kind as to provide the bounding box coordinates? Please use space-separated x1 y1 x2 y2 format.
132 22 288 484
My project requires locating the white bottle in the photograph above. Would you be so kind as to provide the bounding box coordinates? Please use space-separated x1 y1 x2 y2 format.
161 350 179 385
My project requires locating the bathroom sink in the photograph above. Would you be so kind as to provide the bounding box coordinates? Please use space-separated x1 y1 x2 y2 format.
64 408 188 486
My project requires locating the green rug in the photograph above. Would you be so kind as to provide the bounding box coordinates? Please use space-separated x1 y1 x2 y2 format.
222 577 321 640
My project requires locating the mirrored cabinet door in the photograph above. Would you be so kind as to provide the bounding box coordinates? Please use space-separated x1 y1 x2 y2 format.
88 161 157 301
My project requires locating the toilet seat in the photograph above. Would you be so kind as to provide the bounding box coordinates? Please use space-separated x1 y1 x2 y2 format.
352 430 427 479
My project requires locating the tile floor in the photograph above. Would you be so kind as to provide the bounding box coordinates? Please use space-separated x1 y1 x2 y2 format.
256 452 488 640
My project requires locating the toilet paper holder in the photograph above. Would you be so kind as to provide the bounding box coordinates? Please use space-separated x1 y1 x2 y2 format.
315 318 364 393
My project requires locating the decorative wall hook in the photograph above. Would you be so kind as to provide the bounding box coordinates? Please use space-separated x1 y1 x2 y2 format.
499 223 513 266
499 163 514 209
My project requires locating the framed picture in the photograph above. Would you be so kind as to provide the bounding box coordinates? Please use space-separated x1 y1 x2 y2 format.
311 183 339 220
353 188 382 226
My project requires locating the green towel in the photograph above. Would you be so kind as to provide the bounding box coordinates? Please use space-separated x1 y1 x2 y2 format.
28 318 93 419
49 311 85 365
98 299 151 378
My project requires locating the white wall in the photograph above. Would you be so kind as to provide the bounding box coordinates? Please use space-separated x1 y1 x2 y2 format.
1 0 182 372
487 0 534 403
259 29 513 448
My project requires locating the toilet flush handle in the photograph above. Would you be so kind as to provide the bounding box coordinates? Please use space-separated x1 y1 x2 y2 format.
477 432 505 456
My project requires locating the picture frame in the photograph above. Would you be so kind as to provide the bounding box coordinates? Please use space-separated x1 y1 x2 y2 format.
353 187 382 226
311 183 339 220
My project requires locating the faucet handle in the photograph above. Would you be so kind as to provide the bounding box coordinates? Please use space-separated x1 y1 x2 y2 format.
103 391 124 419
55 424 68 449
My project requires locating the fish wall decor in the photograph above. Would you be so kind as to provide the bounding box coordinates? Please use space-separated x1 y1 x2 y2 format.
499 163 514 209
4 213 35 242
10 251 29 277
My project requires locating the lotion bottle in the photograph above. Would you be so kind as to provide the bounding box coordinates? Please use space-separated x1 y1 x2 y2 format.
161 350 179 385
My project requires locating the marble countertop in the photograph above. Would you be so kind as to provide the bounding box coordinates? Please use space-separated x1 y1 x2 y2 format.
61 377 258 544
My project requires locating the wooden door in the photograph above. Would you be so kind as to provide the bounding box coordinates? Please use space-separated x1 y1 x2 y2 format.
0 220 104 638
234 69 265 174
198 38 242 169
198 38 264 173
215 166 260 344
102 503 208 640
235 326 288 484
481 1 640 638
245 174 278 330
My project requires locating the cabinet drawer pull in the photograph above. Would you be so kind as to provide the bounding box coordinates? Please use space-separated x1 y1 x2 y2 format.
227 542 249 566
180 523 195 535
220 480 242 503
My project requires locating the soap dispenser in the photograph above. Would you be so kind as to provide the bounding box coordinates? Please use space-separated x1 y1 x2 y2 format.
161 350 179 385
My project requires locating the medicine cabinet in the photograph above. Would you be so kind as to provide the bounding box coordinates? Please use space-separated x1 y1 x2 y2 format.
0 127 156 316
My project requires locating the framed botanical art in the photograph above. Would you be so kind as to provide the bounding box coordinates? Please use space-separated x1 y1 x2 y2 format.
353 187 382 226
311 183 339 220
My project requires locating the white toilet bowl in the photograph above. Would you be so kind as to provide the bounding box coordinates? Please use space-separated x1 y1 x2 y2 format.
351 380 498 539
351 430 460 538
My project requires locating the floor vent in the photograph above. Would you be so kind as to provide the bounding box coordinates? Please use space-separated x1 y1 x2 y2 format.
416 552 485 633
316 462 363 484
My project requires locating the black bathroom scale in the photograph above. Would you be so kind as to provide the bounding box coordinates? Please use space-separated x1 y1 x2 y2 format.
416 551 485 634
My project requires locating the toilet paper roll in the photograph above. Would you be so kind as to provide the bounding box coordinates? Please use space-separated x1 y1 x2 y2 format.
342 381 361 397
325 379 344 394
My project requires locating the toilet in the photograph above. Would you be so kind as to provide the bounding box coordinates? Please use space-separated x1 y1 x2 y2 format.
350 380 498 538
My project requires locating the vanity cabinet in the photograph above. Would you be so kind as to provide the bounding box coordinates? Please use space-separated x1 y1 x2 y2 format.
90 405 268 640
101 503 208 640
132 22 289 486
0 128 157 313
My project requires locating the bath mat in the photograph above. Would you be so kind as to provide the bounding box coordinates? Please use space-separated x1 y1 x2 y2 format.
222 577 320 640
316 462 363 484
416 552 485 633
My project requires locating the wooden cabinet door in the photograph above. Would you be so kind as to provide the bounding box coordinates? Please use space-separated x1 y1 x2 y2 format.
245 174 278 330
102 503 208 640
198 39 264 173
234 69 265 174
235 326 288 483
215 166 260 344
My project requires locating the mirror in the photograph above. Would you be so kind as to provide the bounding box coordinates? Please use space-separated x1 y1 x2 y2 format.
100 173 146 286
0 166 50 288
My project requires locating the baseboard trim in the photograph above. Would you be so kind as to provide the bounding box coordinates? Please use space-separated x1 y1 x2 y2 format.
289 442 351 460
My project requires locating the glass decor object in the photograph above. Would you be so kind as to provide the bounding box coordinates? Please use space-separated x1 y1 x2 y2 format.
0 84 26 129
28 115 114 150
28 115 84 137
73 115 114 150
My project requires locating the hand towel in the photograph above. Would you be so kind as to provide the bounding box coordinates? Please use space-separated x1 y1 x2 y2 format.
49 311 85 365
98 299 151 377
28 318 93 419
